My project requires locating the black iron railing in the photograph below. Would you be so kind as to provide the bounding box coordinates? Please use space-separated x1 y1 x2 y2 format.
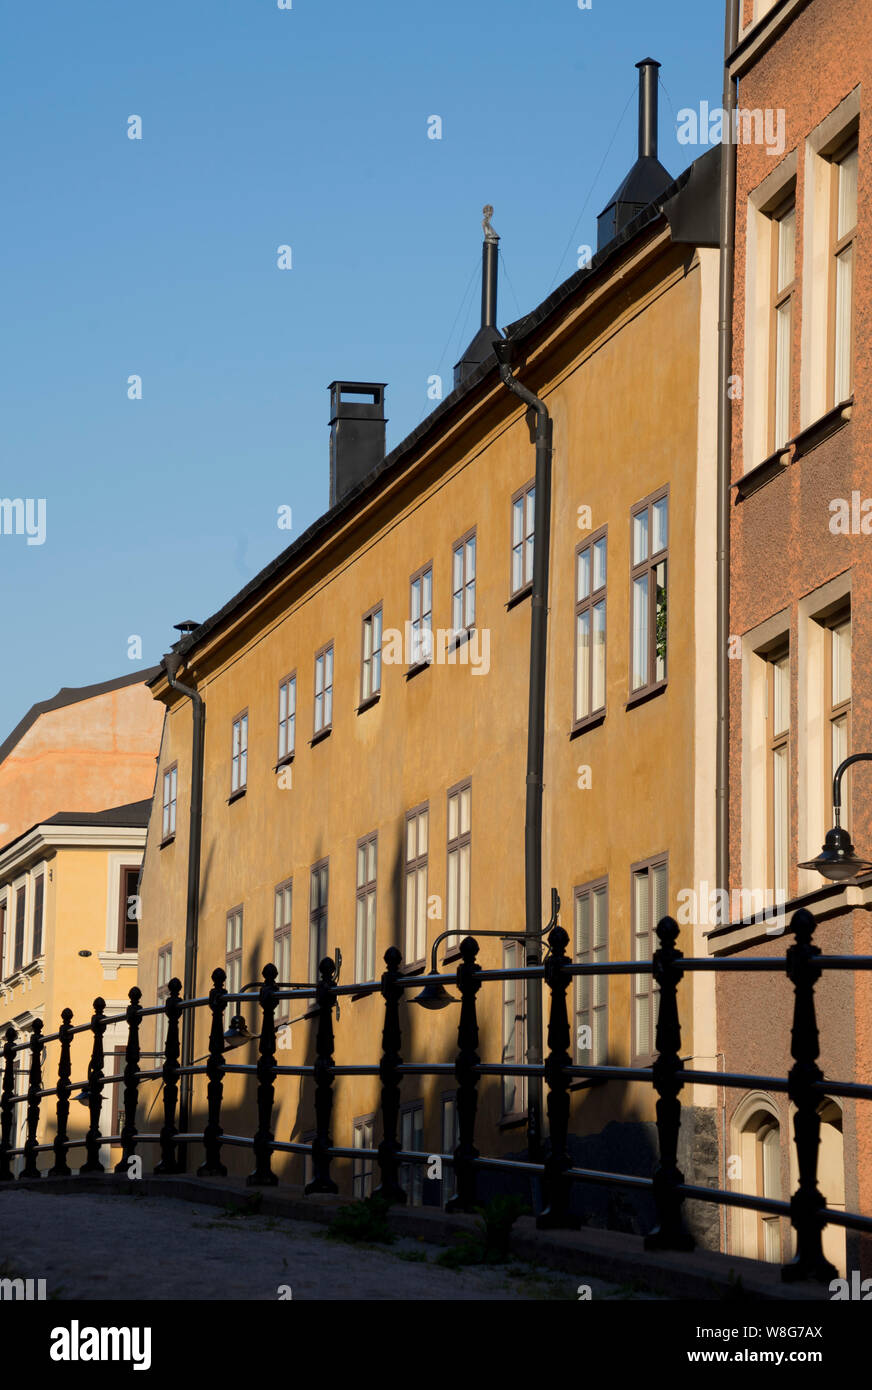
1 907 871 1282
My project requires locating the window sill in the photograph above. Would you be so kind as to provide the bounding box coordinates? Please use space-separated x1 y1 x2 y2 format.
98 950 139 981
733 444 792 500
274 753 295 772
159 835 176 850
405 660 431 682
310 727 332 747
448 627 475 654
625 681 667 710
441 948 463 966
570 712 605 739
399 962 426 977
506 583 532 611
498 1113 527 1131
568 1076 609 1093
228 787 247 805
357 692 381 715
789 397 853 461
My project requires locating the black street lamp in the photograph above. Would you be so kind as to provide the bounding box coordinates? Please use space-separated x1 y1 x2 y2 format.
798 752 872 882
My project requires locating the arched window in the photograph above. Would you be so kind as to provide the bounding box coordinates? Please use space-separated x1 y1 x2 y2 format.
731 1093 784 1263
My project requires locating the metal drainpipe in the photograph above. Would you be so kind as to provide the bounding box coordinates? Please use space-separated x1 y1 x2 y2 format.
716 0 739 1260
163 649 205 1169
494 339 552 1168
716 0 740 896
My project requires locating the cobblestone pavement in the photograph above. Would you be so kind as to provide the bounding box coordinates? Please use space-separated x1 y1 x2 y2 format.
0 1190 658 1300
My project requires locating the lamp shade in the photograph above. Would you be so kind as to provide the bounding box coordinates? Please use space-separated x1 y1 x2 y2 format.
798 826 872 882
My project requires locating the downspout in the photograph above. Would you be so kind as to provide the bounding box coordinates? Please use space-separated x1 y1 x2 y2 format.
716 0 740 1256
716 0 740 896
162 648 205 1169
494 338 552 1165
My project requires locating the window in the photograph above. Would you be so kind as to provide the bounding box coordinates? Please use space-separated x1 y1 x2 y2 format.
632 857 668 1060
118 866 139 953
575 880 608 1065
409 564 433 667
511 482 535 596
278 674 296 763
314 644 334 736
502 939 527 1116
445 781 471 953
825 615 852 828
361 607 383 703
630 491 668 696
111 1045 127 1139
355 833 377 982
352 1115 375 1199
301 1129 316 1188
231 711 248 795
32 874 45 960
830 142 858 406
403 805 429 967
400 1103 424 1206
13 885 25 973
308 860 329 981
767 649 790 899
575 528 607 725
757 1120 783 1262
225 907 243 996
0 900 6 978
441 1093 458 1205
769 201 796 452
452 530 476 634
274 879 293 1018
155 945 172 1058
162 764 177 841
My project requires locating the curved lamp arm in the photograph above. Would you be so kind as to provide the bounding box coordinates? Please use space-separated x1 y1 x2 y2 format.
426 886 560 975
833 753 872 826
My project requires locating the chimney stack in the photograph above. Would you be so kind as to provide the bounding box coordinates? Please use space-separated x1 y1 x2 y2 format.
328 381 387 507
454 206 505 389
596 58 673 252
637 58 659 160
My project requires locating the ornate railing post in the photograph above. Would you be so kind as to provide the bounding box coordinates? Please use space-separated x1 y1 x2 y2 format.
114 987 142 1175
644 916 694 1252
197 968 228 1177
374 946 406 1204
79 998 107 1175
0 1027 18 1181
155 977 183 1175
20 1019 44 1179
538 926 580 1229
782 907 837 1282
304 955 339 1195
446 936 482 1214
249 963 280 1186
49 1009 74 1177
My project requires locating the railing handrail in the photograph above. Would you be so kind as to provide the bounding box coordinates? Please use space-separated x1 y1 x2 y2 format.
0 909 867 1280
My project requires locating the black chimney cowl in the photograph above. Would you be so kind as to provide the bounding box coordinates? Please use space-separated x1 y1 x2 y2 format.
454 205 505 389
596 59 674 252
328 381 387 507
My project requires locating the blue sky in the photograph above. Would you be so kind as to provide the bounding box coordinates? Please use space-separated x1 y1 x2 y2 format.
0 0 723 738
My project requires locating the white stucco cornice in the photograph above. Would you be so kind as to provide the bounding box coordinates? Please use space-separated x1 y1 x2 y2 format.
0 824 147 883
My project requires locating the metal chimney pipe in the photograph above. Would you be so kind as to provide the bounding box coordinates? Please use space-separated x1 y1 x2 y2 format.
636 59 661 160
481 204 499 329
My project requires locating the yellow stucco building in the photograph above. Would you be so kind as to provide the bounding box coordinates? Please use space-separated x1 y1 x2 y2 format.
137 80 725 1238
0 673 161 1173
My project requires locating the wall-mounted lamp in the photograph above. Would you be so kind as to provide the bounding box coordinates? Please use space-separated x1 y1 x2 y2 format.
798 753 872 882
